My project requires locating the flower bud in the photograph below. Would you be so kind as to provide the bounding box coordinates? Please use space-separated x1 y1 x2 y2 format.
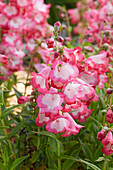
106 109 113 123
58 36 64 42
106 88 113 94
54 52 59 58
54 21 61 27
18 96 30 104
97 129 106 141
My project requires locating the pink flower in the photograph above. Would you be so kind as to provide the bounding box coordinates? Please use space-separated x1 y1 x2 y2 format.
50 60 79 84
61 113 84 137
31 66 51 93
63 80 82 104
79 71 99 86
68 8 80 24
69 104 92 123
0 14 8 26
35 113 50 127
102 131 113 156
2 5 18 18
46 115 69 134
86 51 108 66
8 16 25 30
63 99 81 112
106 110 113 123
36 88 64 116
98 74 108 89
97 129 106 141
0 54 8 64
17 0 29 7
46 38 55 48
63 47 84 64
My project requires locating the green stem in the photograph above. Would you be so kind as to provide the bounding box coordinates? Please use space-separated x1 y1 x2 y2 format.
103 157 107 170
57 140 61 170
38 127 40 148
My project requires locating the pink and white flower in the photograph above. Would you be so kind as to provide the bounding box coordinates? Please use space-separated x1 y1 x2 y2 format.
50 60 79 84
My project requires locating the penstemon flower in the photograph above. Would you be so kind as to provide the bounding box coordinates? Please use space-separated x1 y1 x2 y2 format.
0 0 51 80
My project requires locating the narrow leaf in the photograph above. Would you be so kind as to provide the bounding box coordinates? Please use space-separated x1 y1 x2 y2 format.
60 156 101 170
10 155 29 170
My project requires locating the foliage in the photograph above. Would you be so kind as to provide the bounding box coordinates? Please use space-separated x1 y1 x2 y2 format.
0 0 113 169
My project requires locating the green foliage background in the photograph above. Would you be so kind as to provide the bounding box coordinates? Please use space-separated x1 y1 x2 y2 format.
45 0 78 25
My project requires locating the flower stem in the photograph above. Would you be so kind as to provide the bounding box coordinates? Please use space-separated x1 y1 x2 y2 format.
38 127 40 148
103 157 107 170
57 140 61 170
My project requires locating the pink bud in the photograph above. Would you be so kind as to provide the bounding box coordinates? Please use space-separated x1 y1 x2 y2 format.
54 52 59 58
18 96 30 104
106 109 113 123
58 36 64 42
54 21 61 27
59 13 65 18
106 88 113 94
97 129 106 141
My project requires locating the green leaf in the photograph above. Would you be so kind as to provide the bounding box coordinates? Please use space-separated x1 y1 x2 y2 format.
89 116 102 127
109 67 113 73
0 87 4 104
32 131 59 141
60 156 101 170
10 155 29 170
96 91 106 109
46 147 55 168
0 162 7 170
13 87 23 99
3 145 9 164
94 144 103 160
8 121 25 138
95 157 105 162
48 138 57 154
2 104 25 117
62 147 81 170
29 150 41 164
79 138 93 161
0 136 7 141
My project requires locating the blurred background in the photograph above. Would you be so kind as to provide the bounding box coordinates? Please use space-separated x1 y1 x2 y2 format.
45 0 78 25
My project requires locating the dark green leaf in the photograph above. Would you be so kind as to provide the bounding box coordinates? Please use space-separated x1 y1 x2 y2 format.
10 155 29 170
60 156 101 170
13 87 23 99
62 147 81 170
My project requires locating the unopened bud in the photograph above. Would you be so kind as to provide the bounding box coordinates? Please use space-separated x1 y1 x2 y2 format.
106 88 113 94
58 36 64 42
54 21 61 27
54 52 59 58
97 129 106 141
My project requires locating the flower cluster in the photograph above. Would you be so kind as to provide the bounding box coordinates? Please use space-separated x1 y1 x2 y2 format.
18 21 111 138
0 0 51 80
97 128 113 156
68 0 113 47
